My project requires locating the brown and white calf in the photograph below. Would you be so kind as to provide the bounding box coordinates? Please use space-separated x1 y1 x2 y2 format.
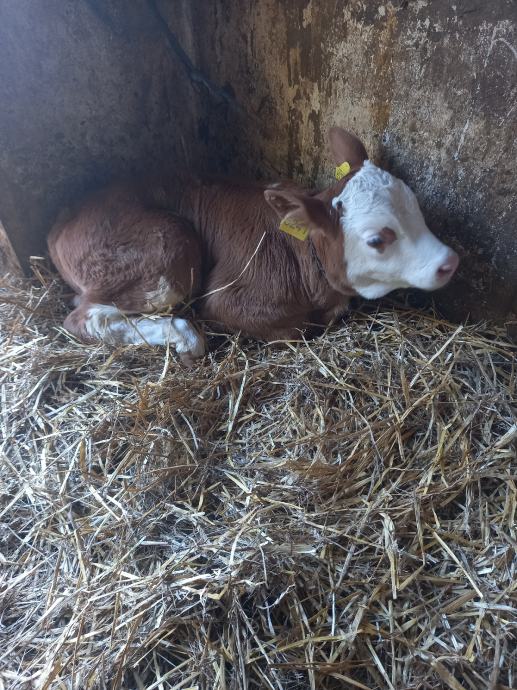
48 128 459 362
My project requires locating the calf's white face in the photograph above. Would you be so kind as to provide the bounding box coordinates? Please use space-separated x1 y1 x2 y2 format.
332 161 459 299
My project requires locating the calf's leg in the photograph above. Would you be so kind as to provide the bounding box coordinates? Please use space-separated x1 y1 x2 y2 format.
51 206 205 362
64 301 205 364
200 289 303 342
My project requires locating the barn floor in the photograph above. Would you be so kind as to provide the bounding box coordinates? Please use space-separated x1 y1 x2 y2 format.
1 262 516 690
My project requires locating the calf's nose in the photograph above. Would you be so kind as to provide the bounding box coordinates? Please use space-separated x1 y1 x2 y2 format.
437 251 459 278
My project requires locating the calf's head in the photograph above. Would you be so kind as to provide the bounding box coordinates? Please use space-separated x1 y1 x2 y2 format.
265 128 459 300
327 127 459 299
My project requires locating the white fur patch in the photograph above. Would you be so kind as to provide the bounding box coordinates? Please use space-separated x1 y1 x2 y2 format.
333 161 455 298
84 304 205 358
167 318 205 357
84 305 123 341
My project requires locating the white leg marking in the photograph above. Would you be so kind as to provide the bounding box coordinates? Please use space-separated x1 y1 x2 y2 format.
84 305 205 357
168 318 205 358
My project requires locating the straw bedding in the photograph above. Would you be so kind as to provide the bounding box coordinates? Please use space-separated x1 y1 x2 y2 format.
1 262 516 690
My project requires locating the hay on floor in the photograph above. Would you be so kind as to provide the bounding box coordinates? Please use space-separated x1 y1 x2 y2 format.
1 261 516 690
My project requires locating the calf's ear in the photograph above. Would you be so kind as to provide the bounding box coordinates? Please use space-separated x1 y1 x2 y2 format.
328 127 368 168
265 189 350 293
264 189 300 217
264 189 335 233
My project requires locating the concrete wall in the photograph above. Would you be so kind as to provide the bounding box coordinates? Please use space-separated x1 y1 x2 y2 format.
1 0 516 322
0 0 205 266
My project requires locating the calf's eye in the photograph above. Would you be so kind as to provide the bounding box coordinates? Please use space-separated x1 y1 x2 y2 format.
367 227 397 250
367 236 384 248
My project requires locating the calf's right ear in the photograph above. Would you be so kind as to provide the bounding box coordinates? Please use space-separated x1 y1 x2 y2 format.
264 189 334 233
264 189 301 218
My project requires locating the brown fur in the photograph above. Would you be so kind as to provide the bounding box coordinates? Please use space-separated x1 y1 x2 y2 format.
48 185 202 340
178 179 354 339
48 128 368 349
48 176 357 343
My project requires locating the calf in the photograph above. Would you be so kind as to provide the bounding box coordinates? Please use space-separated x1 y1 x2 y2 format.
48 128 459 362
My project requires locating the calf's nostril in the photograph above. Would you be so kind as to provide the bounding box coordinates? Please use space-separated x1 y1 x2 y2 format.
437 253 459 277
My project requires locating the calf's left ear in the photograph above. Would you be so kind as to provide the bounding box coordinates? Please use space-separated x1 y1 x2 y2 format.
328 127 368 169
264 189 335 233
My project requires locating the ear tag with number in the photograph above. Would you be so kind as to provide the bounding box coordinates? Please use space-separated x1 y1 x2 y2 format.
335 161 351 180
279 219 309 241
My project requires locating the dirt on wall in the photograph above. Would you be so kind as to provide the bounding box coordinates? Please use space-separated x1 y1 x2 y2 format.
0 0 516 322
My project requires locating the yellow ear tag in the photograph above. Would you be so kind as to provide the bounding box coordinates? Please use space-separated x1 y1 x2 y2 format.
335 161 351 180
279 219 309 241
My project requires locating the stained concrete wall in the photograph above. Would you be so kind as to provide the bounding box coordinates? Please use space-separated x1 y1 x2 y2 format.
0 0 516 322
0 0 205 267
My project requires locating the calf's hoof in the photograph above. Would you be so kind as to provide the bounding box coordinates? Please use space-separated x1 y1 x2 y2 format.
171 318 206 366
